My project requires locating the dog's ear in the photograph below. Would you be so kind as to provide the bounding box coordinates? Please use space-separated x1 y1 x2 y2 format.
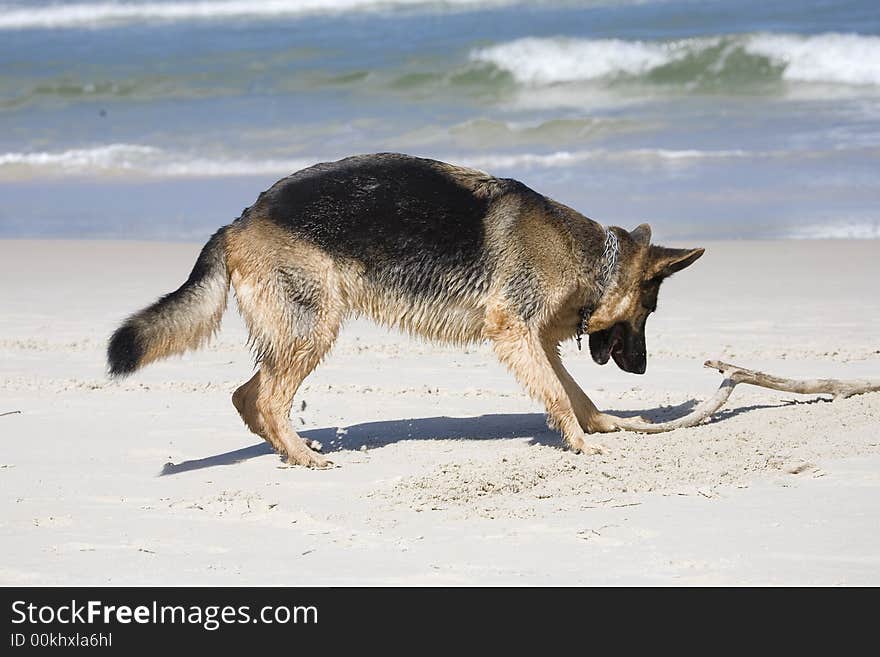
629 223 652 246
647 245 705 279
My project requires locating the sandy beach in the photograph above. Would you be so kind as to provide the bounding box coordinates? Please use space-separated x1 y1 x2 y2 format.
1 238 878 585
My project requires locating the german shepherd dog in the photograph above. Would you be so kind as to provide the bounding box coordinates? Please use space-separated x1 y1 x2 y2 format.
108 153 703 468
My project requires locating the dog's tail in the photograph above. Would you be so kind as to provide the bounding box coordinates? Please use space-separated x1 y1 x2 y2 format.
107 226 230 377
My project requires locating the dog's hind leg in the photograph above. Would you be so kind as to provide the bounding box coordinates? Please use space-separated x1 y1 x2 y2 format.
232 370 264 437
232 370 323 453
253 344 335 468
230 252 343 467
484 307 605 455
233 292 341 466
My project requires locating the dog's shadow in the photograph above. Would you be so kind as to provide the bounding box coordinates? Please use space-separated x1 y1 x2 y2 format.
160 412 558 476
159 397 823 476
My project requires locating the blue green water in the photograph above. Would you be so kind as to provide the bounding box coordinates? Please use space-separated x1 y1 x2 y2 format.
1 0 879 239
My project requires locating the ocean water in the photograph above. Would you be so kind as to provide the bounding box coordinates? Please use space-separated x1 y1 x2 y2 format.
1 0 879 240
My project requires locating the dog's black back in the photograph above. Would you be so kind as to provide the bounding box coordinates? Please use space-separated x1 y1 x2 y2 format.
255 153 521 299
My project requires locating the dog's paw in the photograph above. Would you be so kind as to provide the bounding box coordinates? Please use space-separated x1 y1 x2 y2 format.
284 447 334 469
609 414 655 432
568 435 608 455
575 442 607 456
586 413 654 433
583 413 622 434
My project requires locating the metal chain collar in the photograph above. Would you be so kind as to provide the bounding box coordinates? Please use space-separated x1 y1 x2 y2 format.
575 227 620 350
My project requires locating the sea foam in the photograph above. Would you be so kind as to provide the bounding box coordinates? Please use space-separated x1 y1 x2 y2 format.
0 144 756 178
0 144 160 171
471 32 880 87
0 144 314 177
0 0 521 29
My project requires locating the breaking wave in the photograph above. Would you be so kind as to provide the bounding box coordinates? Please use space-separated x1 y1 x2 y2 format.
471 32 880 88
0 144 314 177
459 147 754 169
0 0 531 30
0 143 759 179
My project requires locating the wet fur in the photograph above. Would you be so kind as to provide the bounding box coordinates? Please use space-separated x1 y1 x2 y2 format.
107 153 703 467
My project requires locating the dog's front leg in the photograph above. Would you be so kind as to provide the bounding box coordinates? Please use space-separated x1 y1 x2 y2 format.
541 339 655 434
485 309 606 454
540 339 620 434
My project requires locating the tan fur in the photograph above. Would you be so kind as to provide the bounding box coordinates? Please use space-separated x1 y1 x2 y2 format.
219 206 674 465
119 236 229 369
131 284 226 366
113 159 703 468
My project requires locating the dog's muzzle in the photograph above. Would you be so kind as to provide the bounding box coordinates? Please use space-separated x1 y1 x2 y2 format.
589 322 647 374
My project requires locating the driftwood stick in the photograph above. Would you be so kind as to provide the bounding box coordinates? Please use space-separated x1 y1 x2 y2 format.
611 360 880 434
703 360 880 400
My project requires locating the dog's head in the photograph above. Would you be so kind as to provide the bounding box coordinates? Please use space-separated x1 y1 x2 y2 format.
588 224 703 374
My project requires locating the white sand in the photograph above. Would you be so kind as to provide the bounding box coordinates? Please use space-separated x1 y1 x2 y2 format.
1 239 878 585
